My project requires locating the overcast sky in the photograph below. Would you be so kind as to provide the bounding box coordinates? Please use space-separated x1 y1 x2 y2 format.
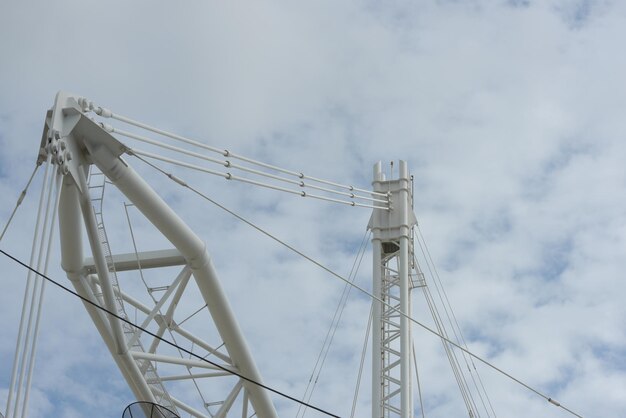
1 1 626 417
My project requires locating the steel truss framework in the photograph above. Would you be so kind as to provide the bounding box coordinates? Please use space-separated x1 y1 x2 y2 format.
24 91 421 418
42 92 278 418
369 161 417 418
5 89 584 418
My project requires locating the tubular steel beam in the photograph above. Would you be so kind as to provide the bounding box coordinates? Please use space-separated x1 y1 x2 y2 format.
76 111 278 418
83 249 186 274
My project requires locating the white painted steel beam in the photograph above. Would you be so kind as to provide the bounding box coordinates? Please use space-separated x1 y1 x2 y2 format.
57 175 158 405
48 94 264 417
157 371 232 382
214 380 244 418
70 109 277 417
130 352 234 371
398 161 412 418
87 274 232 364
150 389 209 418
83 249 185 273
75 168 127 354
125 266 191 350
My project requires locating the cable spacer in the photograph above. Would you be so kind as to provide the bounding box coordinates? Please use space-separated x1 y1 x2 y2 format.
299 181 305 187
17 190 26 205
299 172 304 179
300 191 306 197
223 149 230 157
224 160 231 168
225 173 232 180
168 174 188 187
548 398 561 407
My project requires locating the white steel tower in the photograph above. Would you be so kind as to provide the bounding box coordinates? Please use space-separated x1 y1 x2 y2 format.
40 92 278 418
369 161 417 418
10 91 423 418
4 90 586 418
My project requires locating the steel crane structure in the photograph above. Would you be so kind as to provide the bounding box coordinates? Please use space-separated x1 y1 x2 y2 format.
37 92 279 418
1 91 590 418
5 91 418 417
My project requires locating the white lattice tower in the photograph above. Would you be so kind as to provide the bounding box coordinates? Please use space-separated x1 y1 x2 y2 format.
369 161 417 418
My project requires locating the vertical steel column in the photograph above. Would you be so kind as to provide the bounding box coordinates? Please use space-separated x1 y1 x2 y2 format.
371 162 384 418
398 161 411 418
369 161 415 418
58 175 158 405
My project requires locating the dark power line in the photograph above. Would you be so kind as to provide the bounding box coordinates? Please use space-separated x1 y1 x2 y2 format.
0 248 341 418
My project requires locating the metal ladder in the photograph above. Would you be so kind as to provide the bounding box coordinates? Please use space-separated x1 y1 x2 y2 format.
87 167 177 413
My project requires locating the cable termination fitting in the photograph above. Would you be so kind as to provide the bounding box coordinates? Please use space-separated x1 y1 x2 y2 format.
99 122 114 133
95 106 112 118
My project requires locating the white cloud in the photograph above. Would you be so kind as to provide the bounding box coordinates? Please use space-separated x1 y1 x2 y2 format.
1 0 626 417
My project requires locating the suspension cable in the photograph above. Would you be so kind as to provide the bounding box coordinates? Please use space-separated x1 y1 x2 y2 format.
87 103 387 199
304 233 369 413
421 268 477 416
129 153 585 418
21 169 63 418
0 164 41 242
7 162 60 418
298 231 370 418
413 237 484 416
105 124 386 205
416 226 497 417
350 303 372 418
129 148 386 210
5 158 51 418
412 342 426 418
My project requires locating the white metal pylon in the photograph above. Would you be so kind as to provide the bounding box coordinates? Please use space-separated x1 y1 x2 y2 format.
42 91 278 418
369 161 417 418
